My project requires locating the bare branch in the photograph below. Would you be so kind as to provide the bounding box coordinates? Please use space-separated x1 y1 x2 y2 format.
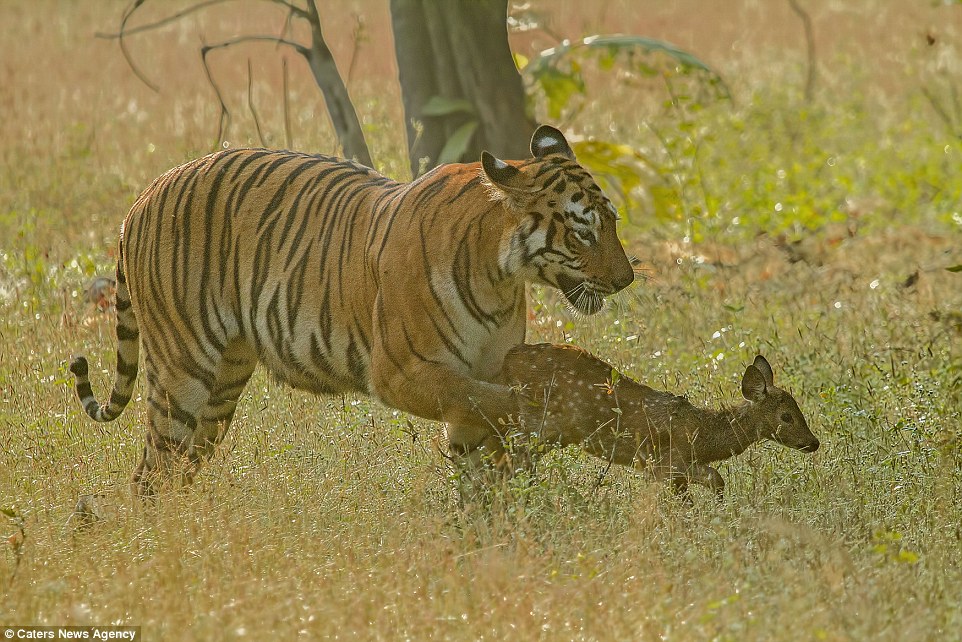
201 34 308 58
247 59 267 147
282 57 293 149
277 0 303 42
96 0 232 39
200 35 309 148
98 0 311 94
267 0 310 20
787 0 817 102
346 14 365 87
96 0 308 40
117 0 160 93
200 41 231 148
100 0 369 160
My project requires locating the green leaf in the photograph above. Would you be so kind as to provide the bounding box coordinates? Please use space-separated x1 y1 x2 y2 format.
437 120 478 165
527 33 727 87
946 264 962 272
536 67 585 120
421 96 476 118
523 33 729 119
896 550 920 564
570 139 655 219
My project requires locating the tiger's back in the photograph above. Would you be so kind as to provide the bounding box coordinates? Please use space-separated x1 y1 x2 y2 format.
121 148 391 396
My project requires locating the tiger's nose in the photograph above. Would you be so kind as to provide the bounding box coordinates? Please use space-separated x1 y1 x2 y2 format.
612 261 635 292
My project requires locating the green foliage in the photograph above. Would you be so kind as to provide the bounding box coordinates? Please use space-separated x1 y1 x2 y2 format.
420 96 475 118
420 95 481 166
519 32 734 235
523 34 729 121
437 120 478 165
569 140 654 221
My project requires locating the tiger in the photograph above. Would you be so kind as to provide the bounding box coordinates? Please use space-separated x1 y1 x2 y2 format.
69 125 635 499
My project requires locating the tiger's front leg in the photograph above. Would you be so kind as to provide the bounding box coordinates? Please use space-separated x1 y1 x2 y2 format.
372 353 520 501
371 353 518 447
369 337 522 486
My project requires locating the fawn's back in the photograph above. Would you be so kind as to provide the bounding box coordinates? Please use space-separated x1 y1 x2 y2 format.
502 343 819 471
501 343 680 466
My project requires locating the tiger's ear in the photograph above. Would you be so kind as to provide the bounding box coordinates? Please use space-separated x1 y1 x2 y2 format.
481 151 536 193
530 125 575 160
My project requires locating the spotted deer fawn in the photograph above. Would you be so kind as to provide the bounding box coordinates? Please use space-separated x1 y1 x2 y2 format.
500 344 819 498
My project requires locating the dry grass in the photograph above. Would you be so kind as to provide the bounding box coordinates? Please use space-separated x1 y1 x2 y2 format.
2 1 962 640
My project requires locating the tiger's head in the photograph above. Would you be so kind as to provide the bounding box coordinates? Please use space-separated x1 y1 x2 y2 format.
481 125 635 315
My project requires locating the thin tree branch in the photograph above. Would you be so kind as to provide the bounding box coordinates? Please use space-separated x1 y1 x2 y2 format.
117 0 160 93
96 0 308 39
100 0 369 160
278 1 300 44
96 0 232 39
201 35 310 148
201 35 308 58
98 0 310 94
282 57 293 149
267 0 310 20
787 0 817 102
200 41 231 148
346 14 365 87
247 59 267 147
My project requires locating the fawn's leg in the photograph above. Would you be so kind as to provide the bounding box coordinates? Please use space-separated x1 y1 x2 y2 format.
670 476 695 506
652 463 694 505
688 463 725 500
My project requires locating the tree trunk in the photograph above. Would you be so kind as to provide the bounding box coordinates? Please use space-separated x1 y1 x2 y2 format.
390 0 445 174
305 1 373 167
391 0 535 176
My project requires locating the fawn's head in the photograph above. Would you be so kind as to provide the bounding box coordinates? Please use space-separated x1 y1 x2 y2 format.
741 355 819 453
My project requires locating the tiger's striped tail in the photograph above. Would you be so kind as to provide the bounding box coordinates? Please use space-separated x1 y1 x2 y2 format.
69 256 140 422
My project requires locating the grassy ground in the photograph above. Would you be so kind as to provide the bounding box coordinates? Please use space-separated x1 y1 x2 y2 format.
2 1 962 640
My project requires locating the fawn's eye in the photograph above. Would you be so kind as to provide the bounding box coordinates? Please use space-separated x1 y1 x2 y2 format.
780 412 794 424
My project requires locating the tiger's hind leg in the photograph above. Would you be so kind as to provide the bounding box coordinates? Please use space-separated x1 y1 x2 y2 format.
186 338 258 483
131 339 257 499
131 352 210 499
131 355 213 500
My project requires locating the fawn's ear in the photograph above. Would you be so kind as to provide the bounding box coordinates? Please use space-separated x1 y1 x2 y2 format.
741 365 768 402
752 355 775 386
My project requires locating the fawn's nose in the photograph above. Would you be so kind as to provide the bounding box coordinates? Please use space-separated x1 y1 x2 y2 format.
799 439 820 453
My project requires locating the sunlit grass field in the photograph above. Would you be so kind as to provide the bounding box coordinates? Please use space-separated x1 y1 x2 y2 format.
2 1 962 640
